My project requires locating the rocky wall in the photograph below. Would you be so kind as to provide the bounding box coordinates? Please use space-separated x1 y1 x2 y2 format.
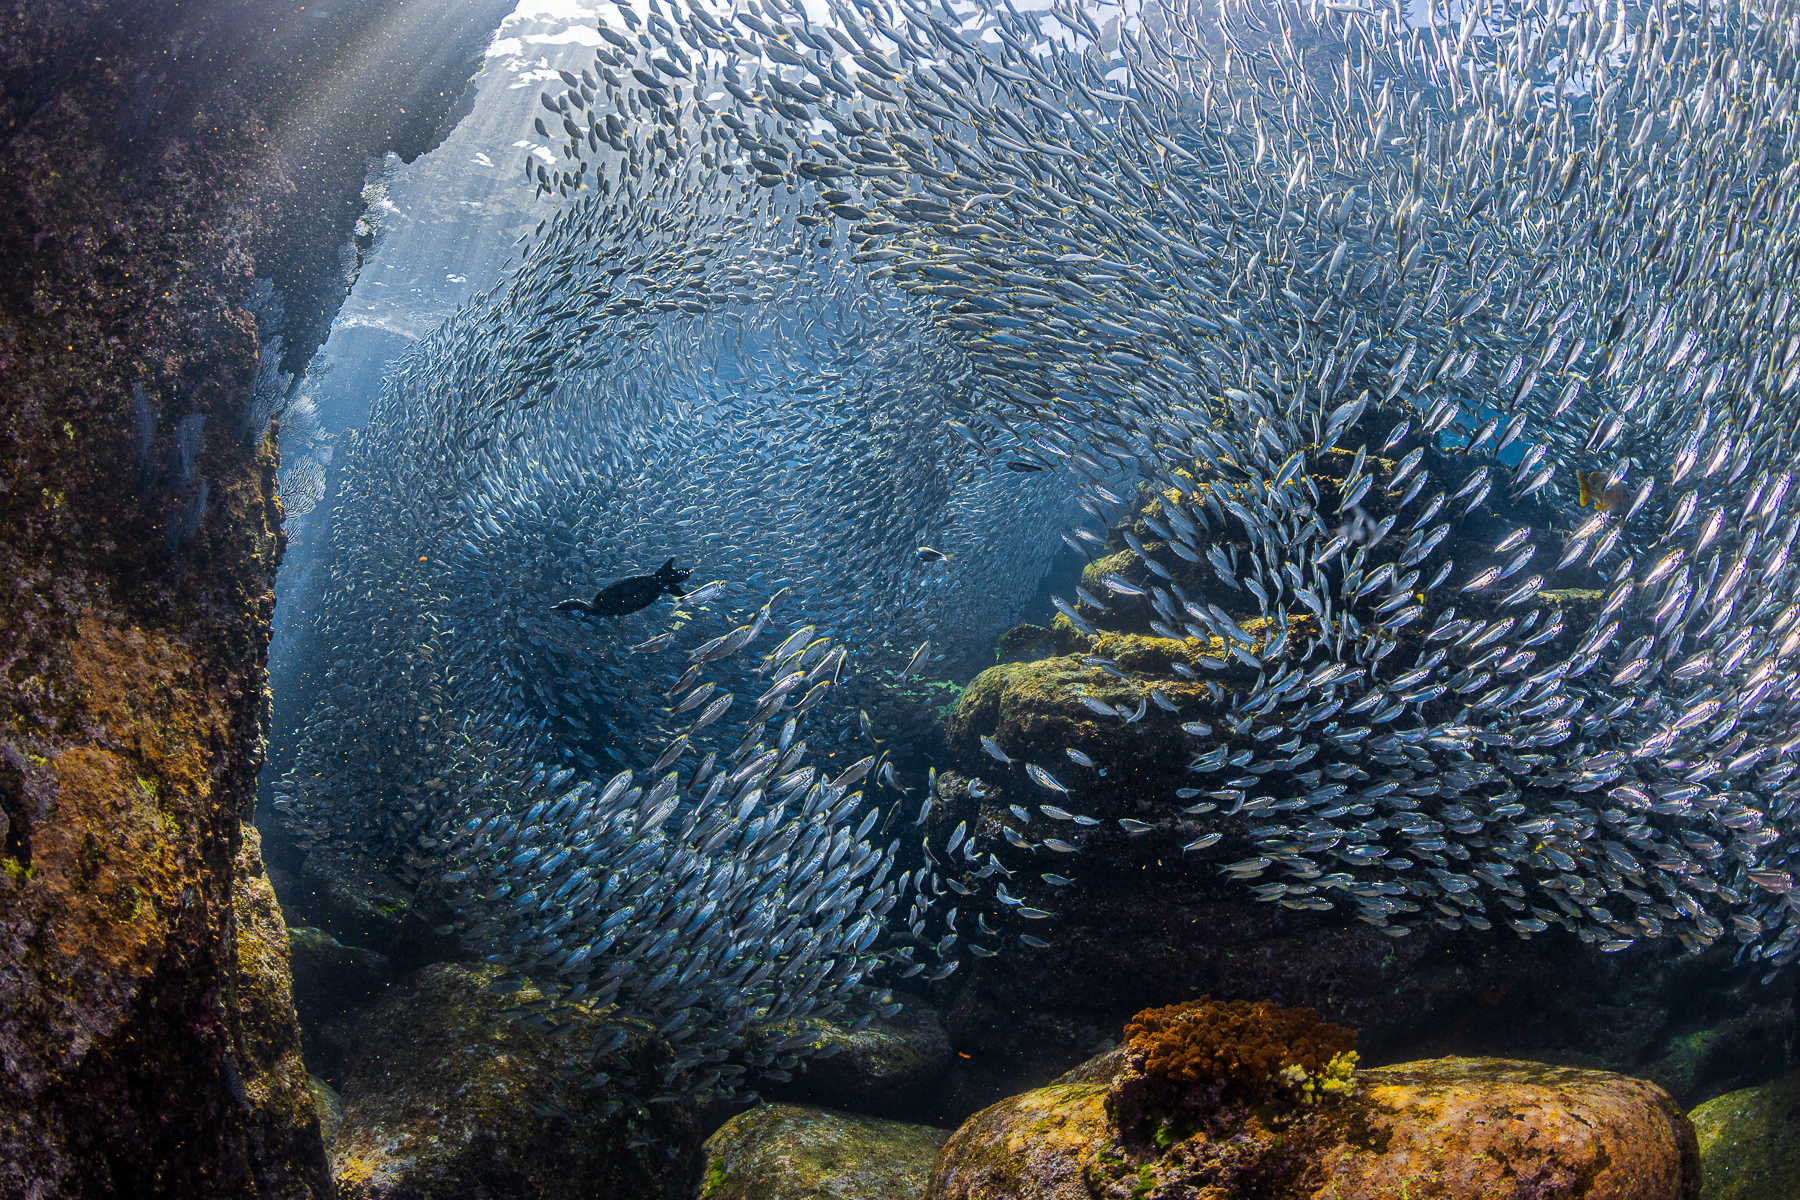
0 1 510 1194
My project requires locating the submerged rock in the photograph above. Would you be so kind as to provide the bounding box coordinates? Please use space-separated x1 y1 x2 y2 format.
929 1023 1698 1200
309 1075 345 1150
1689 1068 1800 1200
287 924 393 1086
330 962 702 1200
764 1005 954 1119
936 638 1783 1091
700 1103 949 1200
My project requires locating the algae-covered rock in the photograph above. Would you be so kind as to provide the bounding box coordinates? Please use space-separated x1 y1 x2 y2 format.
701 1103 950 1200
231 827 336 1192
1302 1057 1699 1200
330 962 702 1200
928 1078 1114 1200
1689 1068 1800 1200
928 1049 1699 1200
997 623 1055 663
766 1004 954 1118
309 1075 346 1149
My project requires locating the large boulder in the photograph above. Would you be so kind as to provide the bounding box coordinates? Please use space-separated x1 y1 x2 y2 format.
330 962 703 1200
1689 1068 1800 1200
929 1045 1699 1200
934 623 1777 1092
700 1103 949 1200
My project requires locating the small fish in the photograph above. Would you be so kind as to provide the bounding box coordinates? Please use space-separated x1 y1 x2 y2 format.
1066 747 1096 768
1118 818 1154 834
1577 470 1631 513
980 735 1013 764
1026 764 1069 793
629 632 675 653
1184 832 1224 853
916 546 950 562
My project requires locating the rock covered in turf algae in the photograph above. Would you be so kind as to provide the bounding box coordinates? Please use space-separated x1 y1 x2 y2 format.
927 998 1699 1200
700 1103 950 1200
766 1004 953 1117
330 962 701 1199
1689 1068 1800 1200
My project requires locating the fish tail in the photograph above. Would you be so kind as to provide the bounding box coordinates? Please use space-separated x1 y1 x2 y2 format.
1578 471 1593 509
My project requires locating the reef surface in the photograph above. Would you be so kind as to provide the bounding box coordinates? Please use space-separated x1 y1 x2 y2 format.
0 0 510 1193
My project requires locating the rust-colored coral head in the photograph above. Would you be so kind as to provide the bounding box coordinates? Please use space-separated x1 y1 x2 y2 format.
1123 996 1357 1103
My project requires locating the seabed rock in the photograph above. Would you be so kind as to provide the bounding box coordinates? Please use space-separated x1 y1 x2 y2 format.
1689 1067 1800 1200
701 1102 950 1200
936 629 1790 1088
288 924 393 1085
329 962 702 1200
763 1004 954 1118
928 1048 1699 1200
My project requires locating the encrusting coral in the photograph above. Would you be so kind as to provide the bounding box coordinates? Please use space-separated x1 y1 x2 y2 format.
1123 997 1359 1109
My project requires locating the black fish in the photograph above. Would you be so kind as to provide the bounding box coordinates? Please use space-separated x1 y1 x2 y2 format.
1006 460 1048 472
553 558 691 617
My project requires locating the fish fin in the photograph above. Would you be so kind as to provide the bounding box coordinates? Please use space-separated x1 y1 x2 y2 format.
658 557 676 575
1578 471 1593 509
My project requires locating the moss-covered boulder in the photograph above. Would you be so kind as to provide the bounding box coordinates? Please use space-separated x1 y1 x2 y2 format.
1690 1068 1800 1200
330 962 702 1199
928 1050 1699 1200
310 1076 345 1150
230 827 336 1191
700 1103 950 1200
1300 1058 1698 1200
765 1004 954 1118
997 623 1056 663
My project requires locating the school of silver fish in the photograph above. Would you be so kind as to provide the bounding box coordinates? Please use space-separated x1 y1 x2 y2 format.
274 0 1800 1102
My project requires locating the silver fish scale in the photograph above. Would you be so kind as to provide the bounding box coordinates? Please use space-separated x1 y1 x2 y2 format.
275 0 1800 1105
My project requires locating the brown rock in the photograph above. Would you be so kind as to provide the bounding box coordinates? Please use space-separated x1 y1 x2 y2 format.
927 1053 1700 1200
1304 1058 1701 1200
230 825 336 1193
700 1103 950 1200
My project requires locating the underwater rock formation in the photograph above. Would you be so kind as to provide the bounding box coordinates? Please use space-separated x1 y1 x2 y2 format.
928 1021 1699 1200
0 0 515 1192
330 961 703 1200
1689 1067 1800 1200
699 1103 950 1200
938 639 1787 1084
762 1004 954 1118
286 926 395 1088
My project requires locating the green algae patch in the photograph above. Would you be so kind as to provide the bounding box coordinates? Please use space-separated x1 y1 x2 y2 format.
1690 1068 1800 1200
